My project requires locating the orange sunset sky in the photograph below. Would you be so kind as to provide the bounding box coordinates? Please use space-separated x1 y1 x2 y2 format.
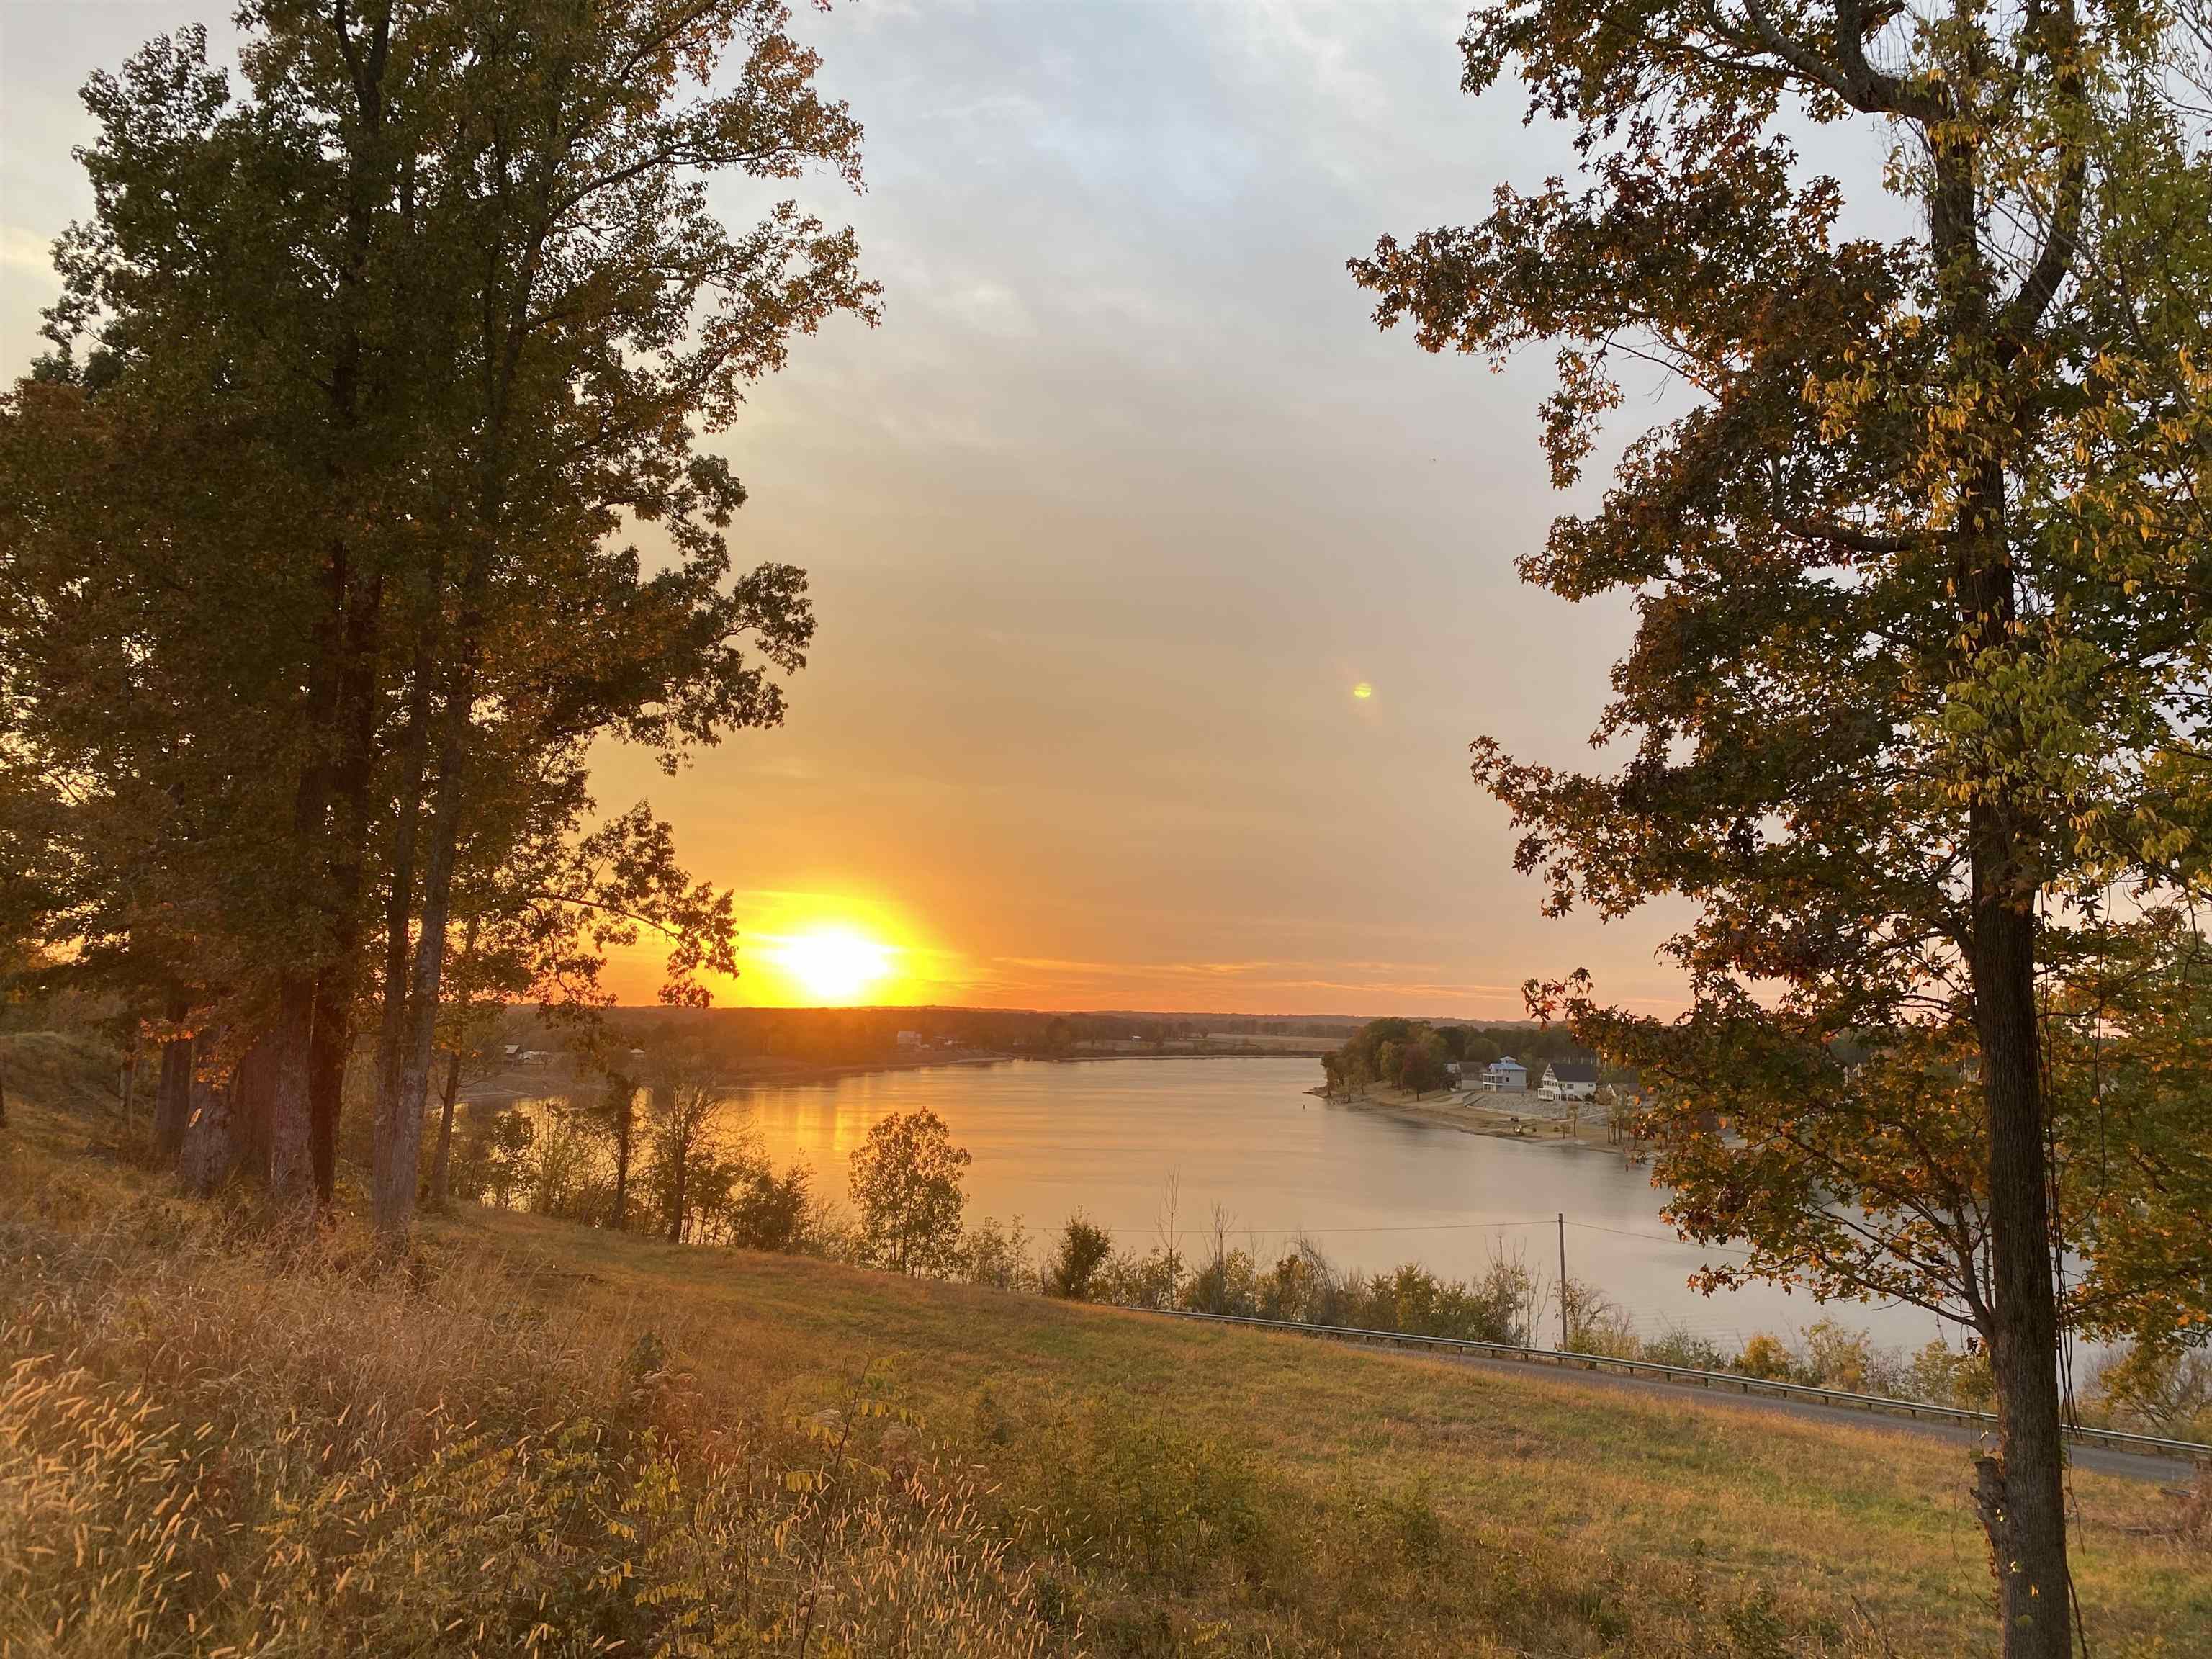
4 1 1880 1016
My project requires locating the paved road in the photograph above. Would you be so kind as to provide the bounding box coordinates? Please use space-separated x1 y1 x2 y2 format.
1429 1344 2191 1483
1171 1313 2198 1485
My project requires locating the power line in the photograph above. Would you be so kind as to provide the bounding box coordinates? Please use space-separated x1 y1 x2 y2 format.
1066 1215 1756 1253
1083 1216 1560 1237
1563 1219 1755 1256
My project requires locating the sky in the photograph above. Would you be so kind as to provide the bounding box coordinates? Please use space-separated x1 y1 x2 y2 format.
0 1 1838 1016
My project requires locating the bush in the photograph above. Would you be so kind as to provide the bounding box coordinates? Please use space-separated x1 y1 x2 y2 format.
726 1159 817 1251
2092 1344 2212 1440
1735 1334 1794 1381
1642 1325 1730 1372
1012 1393 1272 1591
961 1215 1038 1292
1045 1213 1116 1300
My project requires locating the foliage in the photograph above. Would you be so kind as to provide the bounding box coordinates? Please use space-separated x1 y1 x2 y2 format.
1045 1213 1116 1300
4 0 877 1230
1323 1018 1454 1095
959 1215 1038 1293
1354 0 2212 1645
2090 1344 2212 1441
848 1108 971 1277
724 1159 818 1254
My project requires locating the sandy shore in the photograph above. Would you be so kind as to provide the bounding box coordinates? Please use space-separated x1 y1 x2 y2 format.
1310 1083 1642 1159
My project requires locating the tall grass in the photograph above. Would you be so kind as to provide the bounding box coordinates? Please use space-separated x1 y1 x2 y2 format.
0 1183 1060 1658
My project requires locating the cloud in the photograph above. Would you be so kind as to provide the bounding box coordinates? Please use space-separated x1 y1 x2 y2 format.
0 226 55 274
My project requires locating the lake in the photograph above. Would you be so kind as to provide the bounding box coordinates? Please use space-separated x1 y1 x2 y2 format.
730 1055 1954 1354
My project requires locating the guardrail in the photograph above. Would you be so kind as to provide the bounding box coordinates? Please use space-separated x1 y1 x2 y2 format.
1115 1306 2212 1462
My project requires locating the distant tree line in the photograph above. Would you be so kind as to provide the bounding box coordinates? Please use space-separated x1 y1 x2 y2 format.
1319 1017 1603 1099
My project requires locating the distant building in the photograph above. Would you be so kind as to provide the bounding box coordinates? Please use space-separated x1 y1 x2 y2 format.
1481 1057 1528 1093
518 1049 554 1066
1540 1060 1600 1101
896 1030 923 1050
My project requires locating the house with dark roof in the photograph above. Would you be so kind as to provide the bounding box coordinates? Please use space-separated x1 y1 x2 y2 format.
1539 1059 1600 1101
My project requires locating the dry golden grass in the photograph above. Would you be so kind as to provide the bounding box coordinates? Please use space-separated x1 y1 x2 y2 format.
2 1049 2206 1658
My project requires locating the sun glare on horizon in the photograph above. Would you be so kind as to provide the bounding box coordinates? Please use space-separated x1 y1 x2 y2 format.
770 925 897 1004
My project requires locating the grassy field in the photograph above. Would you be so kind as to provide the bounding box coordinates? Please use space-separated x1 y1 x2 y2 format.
3 1033 2206 1657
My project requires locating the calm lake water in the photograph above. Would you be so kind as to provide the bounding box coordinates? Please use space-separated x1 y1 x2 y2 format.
730 1056 1953 1353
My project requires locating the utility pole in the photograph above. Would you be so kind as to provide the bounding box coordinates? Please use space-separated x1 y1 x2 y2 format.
1557 1212 1570 1349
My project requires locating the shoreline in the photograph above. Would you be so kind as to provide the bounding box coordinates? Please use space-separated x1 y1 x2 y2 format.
1311 1083 1639 1159
462 1044 1323 1107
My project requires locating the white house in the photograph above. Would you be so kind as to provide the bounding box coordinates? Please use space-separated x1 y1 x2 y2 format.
896 1030 924 1050
1540 1060 1600 1102
1481 1057 1529 1093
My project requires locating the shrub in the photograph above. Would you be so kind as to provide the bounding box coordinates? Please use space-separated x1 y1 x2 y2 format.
1735 1334 1794 1381
961 1214 1038 1292
727 1159 817 1251
2092 1344 2212 1440
1012 1393 1272 1591
1046 1213 1116 1300
1642 1325 1730 1372
1797 1319 1874 1393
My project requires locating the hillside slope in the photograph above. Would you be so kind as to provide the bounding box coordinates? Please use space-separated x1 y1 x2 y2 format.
2 1044 2204 1657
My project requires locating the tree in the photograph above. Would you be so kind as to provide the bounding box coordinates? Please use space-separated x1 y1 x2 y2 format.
642 1053 727 1244
1046 1212 1116 1300
1395 1029 1451 1096
848 1108 970 1277
361 0 873 1243
1354 4 2210 1650
585 1066 644 1231
725 1157 814 1251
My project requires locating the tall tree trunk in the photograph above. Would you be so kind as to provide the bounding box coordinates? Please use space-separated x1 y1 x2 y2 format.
374 606 439 1148
1929 92 2071 1642
1971 823 2071 1656
153 1008 194 1161
429 1046 462 1208
379 647 477 1237
667 1132 686 1244
308 570 387 1202
608 1079 634 1232
267 976 319 1210
1954 439 2068 1654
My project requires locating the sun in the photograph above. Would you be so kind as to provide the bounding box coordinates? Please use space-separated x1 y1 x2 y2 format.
773 925 896 1004
1352 681 1374 700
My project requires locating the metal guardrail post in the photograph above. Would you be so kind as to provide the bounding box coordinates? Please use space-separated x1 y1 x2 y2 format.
1111 1305 2211 1462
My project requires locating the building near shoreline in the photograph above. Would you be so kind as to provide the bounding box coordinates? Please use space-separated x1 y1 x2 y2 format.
1540 1061 1599 1101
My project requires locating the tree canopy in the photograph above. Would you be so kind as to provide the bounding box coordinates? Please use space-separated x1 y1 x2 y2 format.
2 1 876 1236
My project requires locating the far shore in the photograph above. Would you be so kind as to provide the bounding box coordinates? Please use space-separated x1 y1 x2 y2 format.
1313 1082 1642 1159
460 1041 1328 1107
